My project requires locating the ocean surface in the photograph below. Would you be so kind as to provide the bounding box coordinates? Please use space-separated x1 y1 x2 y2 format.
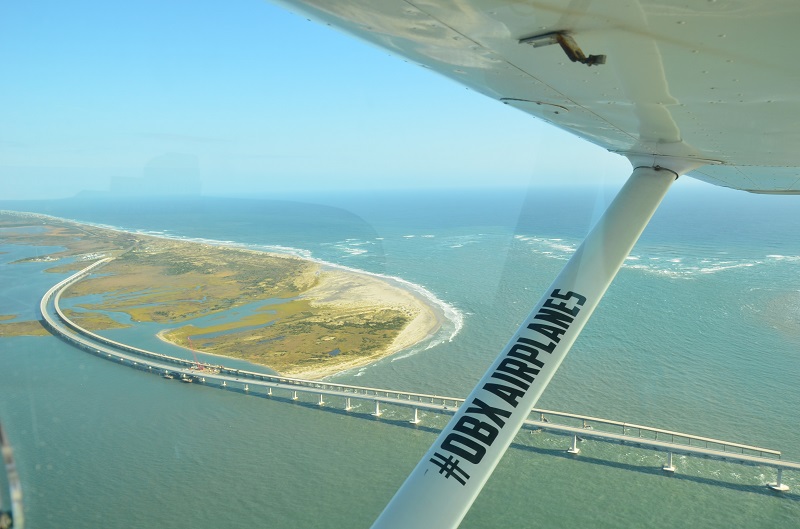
1 184 799 528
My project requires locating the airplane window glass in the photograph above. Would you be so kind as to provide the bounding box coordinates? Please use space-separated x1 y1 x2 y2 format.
1 2 799 528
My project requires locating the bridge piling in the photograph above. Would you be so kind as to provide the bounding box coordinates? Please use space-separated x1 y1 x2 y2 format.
372 401 382 417
409 408 420 425
768 469 790 492
663 452 676 473
567 434 581 455
345 397 353 411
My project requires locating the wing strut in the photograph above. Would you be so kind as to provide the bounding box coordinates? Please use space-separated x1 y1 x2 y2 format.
0 422 23 529
372 161 696 529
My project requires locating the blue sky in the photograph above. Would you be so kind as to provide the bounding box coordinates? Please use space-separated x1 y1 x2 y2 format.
1 0 637 199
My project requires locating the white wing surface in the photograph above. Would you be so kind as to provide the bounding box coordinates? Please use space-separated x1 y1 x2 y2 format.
271 0 800 193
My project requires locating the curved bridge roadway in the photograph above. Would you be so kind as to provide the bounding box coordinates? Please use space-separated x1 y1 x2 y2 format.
40 259 800 492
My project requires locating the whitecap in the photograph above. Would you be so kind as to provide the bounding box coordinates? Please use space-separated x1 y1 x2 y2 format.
768 254 800 262
340 248 368 256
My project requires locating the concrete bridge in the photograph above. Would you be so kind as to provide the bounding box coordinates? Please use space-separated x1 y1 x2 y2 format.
40 258 799 493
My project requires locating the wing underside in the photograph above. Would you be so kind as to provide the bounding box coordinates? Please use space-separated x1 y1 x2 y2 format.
272 0 800 193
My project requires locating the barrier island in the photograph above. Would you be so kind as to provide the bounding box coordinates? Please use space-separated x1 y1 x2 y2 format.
0 212 442 379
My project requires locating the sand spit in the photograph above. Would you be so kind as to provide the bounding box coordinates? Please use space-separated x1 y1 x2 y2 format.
0 211 449 379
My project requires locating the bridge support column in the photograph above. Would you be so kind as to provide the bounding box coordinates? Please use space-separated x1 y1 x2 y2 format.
292 390 298 401
244 384 249 392
410 408 420 425
318 394 325 406
345 397 353 411
221 381 227 388
567 434 581 455
768 469 790 492
267 387 273 396
662 452 676 472
372 401 382 417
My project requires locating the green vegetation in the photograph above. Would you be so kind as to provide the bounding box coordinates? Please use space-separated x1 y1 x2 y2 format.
164 299 410 375
0 318 48 337
61 309 131 331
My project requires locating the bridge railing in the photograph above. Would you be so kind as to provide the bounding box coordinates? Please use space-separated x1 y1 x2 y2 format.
532 409 781 459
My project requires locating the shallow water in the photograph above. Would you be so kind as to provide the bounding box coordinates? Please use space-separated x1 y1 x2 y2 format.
1 186 799 528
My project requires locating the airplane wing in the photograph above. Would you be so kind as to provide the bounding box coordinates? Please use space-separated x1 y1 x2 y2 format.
271 0 800 193
264 1 800 527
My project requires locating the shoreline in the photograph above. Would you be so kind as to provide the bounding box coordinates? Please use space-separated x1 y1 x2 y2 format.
1 210 457 379
4 209 462 337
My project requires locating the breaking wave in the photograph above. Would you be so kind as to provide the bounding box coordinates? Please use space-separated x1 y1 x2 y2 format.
513 234 796 279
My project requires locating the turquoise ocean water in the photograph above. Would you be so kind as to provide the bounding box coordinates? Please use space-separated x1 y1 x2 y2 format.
1 184 799 528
